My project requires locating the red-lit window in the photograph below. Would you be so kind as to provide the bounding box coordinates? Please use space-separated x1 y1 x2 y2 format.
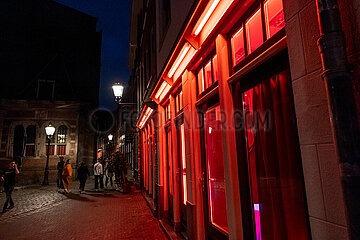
165 103 171 122
197 54 219 95
264 0 285 39
46 145 55 155
245 8 263 54
241 71 309 239
175 90 183 114
57 145 66 155
230 0 285 67
231 27 245 66
204 105 228 233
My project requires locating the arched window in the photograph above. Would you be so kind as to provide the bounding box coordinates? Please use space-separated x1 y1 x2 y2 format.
25 125 36 156
57 125 67 155
13 125 25 157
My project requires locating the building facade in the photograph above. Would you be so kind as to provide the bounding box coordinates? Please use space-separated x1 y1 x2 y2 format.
130 0 360 239
0 0 102 184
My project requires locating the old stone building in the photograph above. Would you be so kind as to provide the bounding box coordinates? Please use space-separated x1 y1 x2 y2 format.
0 0 102 184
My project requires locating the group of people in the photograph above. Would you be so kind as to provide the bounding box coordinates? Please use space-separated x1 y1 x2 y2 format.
55 151 128 193
93 152 128 192
56 157 73 193
0 152 128 213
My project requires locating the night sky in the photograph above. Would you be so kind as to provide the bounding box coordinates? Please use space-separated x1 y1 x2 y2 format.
54 0 131 110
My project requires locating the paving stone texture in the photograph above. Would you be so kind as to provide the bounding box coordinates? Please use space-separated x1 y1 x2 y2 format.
0 179 166 240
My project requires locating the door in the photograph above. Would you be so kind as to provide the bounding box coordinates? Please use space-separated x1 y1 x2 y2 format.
165 126 174 224
177 118 187 234
236 68 310 240
201 104 229 239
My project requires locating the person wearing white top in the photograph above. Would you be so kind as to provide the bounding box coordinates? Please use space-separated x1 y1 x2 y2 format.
93 159 104 190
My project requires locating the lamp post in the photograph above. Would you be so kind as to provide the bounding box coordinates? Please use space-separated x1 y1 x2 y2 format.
43 123 55 185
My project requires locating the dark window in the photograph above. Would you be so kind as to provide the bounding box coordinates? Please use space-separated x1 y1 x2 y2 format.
13 125 25 157
165 103 171 122
25 125 36 157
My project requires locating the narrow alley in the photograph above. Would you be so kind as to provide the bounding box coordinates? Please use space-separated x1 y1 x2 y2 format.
0 181 166 240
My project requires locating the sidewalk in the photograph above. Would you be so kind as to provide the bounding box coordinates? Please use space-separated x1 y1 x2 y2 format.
0 178 167 240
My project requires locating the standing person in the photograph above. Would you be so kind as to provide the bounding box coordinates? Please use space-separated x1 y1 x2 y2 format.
77 162 90 193
1 160 20 213
93 159 104 190
105 159 114 189
62 159 72 193
56 157 65 192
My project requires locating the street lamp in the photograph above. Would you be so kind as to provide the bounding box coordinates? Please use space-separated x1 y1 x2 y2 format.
108 134 113 141
112 82 124 103
43 123 55 185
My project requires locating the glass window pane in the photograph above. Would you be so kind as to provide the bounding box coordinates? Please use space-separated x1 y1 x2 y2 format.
26 125 36 143
204 105 229 233
264 0 285 39
231 27 245 66
245 9 263 54
180 124 187 205
57 125 67 143
197 68 205 94
212 55 219 82
204 60 212 89
179 91 183 110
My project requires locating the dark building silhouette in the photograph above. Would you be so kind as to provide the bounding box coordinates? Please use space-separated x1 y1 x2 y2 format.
0 0 102 184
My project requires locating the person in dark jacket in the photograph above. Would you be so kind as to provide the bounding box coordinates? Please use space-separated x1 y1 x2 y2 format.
1 160 20 213
56 157 65 192
77 162 90 193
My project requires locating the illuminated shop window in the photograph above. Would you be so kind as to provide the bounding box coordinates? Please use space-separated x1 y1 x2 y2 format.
204 105 228 233
264 0 285 39
241 71 309 239
25 125 36 157
245 8 263 54
175 90 183 114
230 0 285 67
231 27 245 66
197 54 219 95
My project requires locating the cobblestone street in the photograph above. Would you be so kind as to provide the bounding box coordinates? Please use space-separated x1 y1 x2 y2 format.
0 179 166 240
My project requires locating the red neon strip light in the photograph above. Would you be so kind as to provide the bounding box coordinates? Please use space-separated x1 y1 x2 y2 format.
139 107 153 128
194 0 220 36
168 43 191 78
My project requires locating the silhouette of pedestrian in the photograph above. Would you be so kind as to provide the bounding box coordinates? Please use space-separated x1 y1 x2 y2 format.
77 162 90 193
1 160 20 213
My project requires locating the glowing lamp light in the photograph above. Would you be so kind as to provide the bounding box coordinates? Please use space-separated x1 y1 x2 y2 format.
45 124 56 137
108 134 113 141
193 0 221 36
168 43 191 78
155 81 171 101
112 83 124 99
138 107 154 129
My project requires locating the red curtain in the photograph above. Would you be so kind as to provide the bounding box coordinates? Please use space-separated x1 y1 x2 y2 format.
243 70 309 240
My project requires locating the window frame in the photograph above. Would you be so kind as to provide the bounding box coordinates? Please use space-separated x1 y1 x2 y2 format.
228 0 286 75
196 50 219 99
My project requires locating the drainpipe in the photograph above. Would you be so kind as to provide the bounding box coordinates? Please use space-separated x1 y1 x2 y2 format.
316 0 360 239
